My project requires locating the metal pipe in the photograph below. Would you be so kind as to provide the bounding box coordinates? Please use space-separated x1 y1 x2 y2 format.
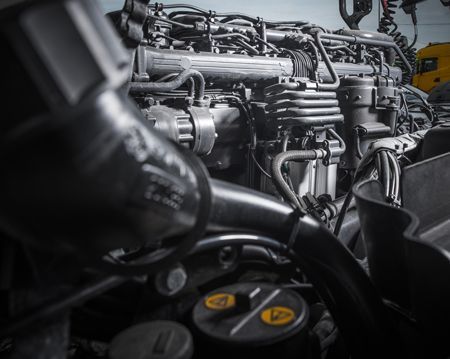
314 31 340 91
328 128 347 156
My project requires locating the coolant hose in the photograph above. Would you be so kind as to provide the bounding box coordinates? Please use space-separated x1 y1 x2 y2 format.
207 179 295 238
271 149 326 209
129 68 205 100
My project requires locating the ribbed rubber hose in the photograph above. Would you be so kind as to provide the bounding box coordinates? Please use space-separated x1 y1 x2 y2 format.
271 150 324 210
129 69 205 100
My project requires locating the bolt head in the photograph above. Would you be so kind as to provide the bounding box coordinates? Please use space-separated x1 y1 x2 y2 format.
166 267 188 293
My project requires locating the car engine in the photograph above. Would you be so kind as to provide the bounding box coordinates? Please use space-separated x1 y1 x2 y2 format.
0 0 449 358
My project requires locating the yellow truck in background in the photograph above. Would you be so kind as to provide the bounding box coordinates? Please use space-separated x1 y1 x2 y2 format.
413 42 450 93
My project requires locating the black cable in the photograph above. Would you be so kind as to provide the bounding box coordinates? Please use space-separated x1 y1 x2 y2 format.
400 85 435 124
354 130 364 159
333 151 377 236
251 151 272 179
396 92 410 133
408 114 415 134
408 23 418 50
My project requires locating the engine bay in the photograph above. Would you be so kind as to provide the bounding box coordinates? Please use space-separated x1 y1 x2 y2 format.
0 0 449 358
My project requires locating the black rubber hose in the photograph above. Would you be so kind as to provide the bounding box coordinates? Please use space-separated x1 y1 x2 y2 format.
207 179 295 238
129 69 205 100
271 150 325 210
155 73 196 97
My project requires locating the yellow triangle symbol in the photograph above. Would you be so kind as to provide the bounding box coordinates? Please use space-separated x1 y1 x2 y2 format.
270 308 291 321
261 306 295 326
211 296 228 307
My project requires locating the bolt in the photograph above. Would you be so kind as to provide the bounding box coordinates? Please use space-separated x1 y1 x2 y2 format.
185 97 194 106
218 246 238 268
166 267 188 293
155 264 188 296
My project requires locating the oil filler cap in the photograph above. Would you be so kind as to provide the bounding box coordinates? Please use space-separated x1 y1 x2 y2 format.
192 282 309 346
109 320 193 359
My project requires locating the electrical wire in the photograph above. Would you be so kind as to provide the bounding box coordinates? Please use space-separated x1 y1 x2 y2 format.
334 150 382 236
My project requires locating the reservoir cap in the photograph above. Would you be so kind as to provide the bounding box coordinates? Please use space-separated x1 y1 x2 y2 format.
192 282 309 346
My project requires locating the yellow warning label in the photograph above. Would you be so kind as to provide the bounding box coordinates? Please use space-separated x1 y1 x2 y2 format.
204 293 236 310
260 306 295 326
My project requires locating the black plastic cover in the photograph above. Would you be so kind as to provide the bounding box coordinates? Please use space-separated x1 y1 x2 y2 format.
109 321 194 359
354 153 450 357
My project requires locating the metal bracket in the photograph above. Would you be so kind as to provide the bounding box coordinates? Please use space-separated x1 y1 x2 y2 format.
323 139 342 165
